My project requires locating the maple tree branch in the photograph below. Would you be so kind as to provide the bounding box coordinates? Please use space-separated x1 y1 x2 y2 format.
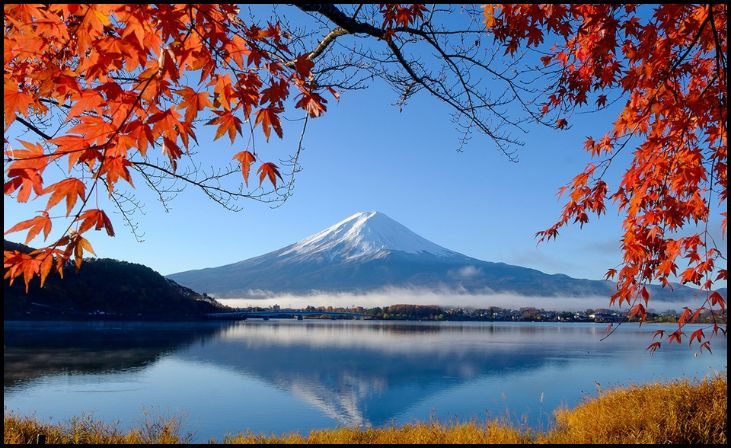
14 116 53 141
39 98 71 109
387 38 520 159
276 115 309 204
131 161 265 210
308 26 349 60
669 14 710 73
599 320 627 342
296 4 525 159
135 163 181 213
101 178 146 243
284 27 349 68
707 4 728 132
351 4 364 20
297 4 385 37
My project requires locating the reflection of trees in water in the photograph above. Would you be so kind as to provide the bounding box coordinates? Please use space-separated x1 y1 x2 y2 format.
227 321 630 337
3 321 231 388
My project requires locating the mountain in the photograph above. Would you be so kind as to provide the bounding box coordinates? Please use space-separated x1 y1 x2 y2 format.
168 211 710 301
4 240 228 320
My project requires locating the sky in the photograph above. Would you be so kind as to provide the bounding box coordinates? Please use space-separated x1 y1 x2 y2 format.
4 5 726 284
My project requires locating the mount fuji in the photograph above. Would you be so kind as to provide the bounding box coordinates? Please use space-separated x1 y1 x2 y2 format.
168 211 704 300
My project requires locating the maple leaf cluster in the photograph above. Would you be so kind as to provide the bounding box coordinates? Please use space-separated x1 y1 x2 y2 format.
377 4 430 41
379 4 428 29
3 4 332 291
485 4 727 350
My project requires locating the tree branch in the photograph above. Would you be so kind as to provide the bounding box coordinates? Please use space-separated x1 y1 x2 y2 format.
14 116 53 140
285 27 349 68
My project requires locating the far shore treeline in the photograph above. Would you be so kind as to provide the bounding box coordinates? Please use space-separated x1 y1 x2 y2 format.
231 303 720 324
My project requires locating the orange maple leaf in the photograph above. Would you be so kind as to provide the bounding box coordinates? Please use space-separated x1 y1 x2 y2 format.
4 212 52 244
177 87 212 123
207 110 243 144
43 178 86 216
233 150 257 186
76 209 115 236
257 162 282 188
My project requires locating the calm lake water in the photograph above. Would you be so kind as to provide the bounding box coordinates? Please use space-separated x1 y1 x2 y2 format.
4 320 727 442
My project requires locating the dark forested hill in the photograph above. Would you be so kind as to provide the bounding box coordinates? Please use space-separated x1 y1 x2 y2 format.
4 240 228 320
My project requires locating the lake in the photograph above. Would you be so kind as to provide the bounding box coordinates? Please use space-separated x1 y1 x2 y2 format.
4 320 727 442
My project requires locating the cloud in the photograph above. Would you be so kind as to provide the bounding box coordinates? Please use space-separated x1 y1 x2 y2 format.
215 286 688 312
453 265 480 278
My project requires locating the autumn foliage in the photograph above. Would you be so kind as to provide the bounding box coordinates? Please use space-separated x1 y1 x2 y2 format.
484 4 727 350
4 4 329 290
3 4 727 349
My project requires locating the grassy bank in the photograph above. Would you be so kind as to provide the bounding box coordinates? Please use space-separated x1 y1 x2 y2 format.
4 377 726 444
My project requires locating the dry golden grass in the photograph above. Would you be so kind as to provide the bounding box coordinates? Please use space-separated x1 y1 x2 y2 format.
3 412 189 444
4 377 726 444
542 376 727 445
220 421 530 444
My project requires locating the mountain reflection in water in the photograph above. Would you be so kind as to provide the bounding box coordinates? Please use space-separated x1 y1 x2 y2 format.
179 322 607 426
4 320 726 441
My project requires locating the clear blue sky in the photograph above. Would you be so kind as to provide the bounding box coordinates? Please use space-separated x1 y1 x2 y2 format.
4 5 725 281
4 81 629 279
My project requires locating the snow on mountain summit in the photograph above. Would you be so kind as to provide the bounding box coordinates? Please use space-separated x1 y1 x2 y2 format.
281 211 458 261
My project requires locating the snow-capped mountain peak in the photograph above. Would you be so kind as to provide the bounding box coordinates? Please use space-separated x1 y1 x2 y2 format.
281 211 457 261
168 211 704 300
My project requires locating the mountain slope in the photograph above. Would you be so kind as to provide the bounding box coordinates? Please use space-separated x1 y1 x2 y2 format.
168 211 711 301
4 240 227 320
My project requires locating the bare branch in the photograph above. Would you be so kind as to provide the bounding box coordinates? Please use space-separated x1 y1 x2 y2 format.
14 116 53 141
